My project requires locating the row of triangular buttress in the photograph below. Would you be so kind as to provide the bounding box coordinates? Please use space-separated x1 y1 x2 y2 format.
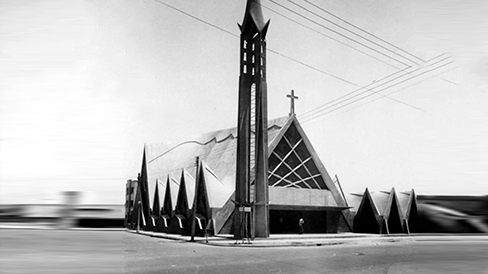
152 183 161 217
405 189 420 233
191 162 211 236
160 176 175 232
174 170 191 218
138 147 154 231
169 169 195 235
353 188 382 234
151 182 161 231
385 188 404 234
152 182 165 232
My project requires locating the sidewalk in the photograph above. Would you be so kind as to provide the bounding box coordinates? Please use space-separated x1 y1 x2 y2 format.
127 229 488 247
127 229 416 247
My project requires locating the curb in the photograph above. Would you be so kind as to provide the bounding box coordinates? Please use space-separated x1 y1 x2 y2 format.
125 229 416 248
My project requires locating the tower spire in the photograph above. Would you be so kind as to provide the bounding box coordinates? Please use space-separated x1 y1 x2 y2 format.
239 0 270 36
243 0 266 30
234 0 271 239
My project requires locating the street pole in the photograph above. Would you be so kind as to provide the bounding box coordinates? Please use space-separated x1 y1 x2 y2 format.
190 157 200 242
137 201 141 233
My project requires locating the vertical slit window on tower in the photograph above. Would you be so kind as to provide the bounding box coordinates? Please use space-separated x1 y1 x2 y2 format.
244 40 247 49
252 67 255 75
252 43 255 51
243 65 247 74
252 55 255 64
243 53 247 62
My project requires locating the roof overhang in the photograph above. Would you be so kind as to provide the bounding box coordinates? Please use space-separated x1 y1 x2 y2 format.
269 204 350 212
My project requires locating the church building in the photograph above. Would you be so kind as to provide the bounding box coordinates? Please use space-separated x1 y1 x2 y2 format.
126 0 352 238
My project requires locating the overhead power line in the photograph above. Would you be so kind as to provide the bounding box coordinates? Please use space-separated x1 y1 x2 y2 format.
262 1 457 88
153 0 238 38
285 0 421 65
299 60 454 123
300 58 453 123
304 66 459 124
151 0 417 110
152 0 446 113
299 0 457 86
298 54 448 120
268 0 412 66
301 0 425 63
258 3 403 69
152 0 361 86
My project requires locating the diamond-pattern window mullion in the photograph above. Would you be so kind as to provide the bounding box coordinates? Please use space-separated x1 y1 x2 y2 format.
271 154 313 189
272 151 307 185
268 139 302 177
283 136 322 189
270 173 296 187
290 174 322 187
269 152 293 177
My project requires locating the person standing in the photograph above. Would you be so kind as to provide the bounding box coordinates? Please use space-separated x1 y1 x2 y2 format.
299 218 305 234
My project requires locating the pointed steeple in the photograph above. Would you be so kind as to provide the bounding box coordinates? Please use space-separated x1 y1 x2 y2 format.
240 0 270 36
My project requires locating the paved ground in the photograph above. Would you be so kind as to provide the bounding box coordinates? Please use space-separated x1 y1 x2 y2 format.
1 229 487 273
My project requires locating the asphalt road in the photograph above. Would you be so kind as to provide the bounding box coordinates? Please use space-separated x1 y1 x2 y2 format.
1 229 487 274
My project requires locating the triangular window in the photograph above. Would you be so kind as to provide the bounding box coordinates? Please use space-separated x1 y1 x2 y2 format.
268 122 328 189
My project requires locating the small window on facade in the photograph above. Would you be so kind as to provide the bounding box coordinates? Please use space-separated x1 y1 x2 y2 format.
244 40 247 49
252 43 255 51
252 67 255 75
243 53 247 62
252 55 255 63
243 65 247 74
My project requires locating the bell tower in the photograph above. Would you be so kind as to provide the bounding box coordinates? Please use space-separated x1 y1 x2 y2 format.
234 0 271 239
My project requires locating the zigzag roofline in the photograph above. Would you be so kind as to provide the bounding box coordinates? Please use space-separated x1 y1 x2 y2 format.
146 116 289 164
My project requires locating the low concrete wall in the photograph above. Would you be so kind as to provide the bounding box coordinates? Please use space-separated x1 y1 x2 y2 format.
269 187 337 207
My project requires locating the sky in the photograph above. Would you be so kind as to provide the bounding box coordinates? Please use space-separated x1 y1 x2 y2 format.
0 0 487 205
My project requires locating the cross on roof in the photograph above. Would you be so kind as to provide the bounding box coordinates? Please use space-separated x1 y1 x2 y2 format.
286 90 298 116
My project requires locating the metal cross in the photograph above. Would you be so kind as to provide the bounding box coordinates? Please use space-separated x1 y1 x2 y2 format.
286 90 298 116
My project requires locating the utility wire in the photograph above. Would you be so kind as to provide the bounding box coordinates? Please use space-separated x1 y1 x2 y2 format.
300 59 452 122
261 1 454 111
258 3 402 69
263 1 456 88
304 66 459 124
268 0 412 66
153 0 237 38
300 0 457 86
286 0 420 65
300 60 454 123
152 0 418 110
298 64 413 119
153 0 366 87
299 54 448 119
302 0 425 63
153 1 455 115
